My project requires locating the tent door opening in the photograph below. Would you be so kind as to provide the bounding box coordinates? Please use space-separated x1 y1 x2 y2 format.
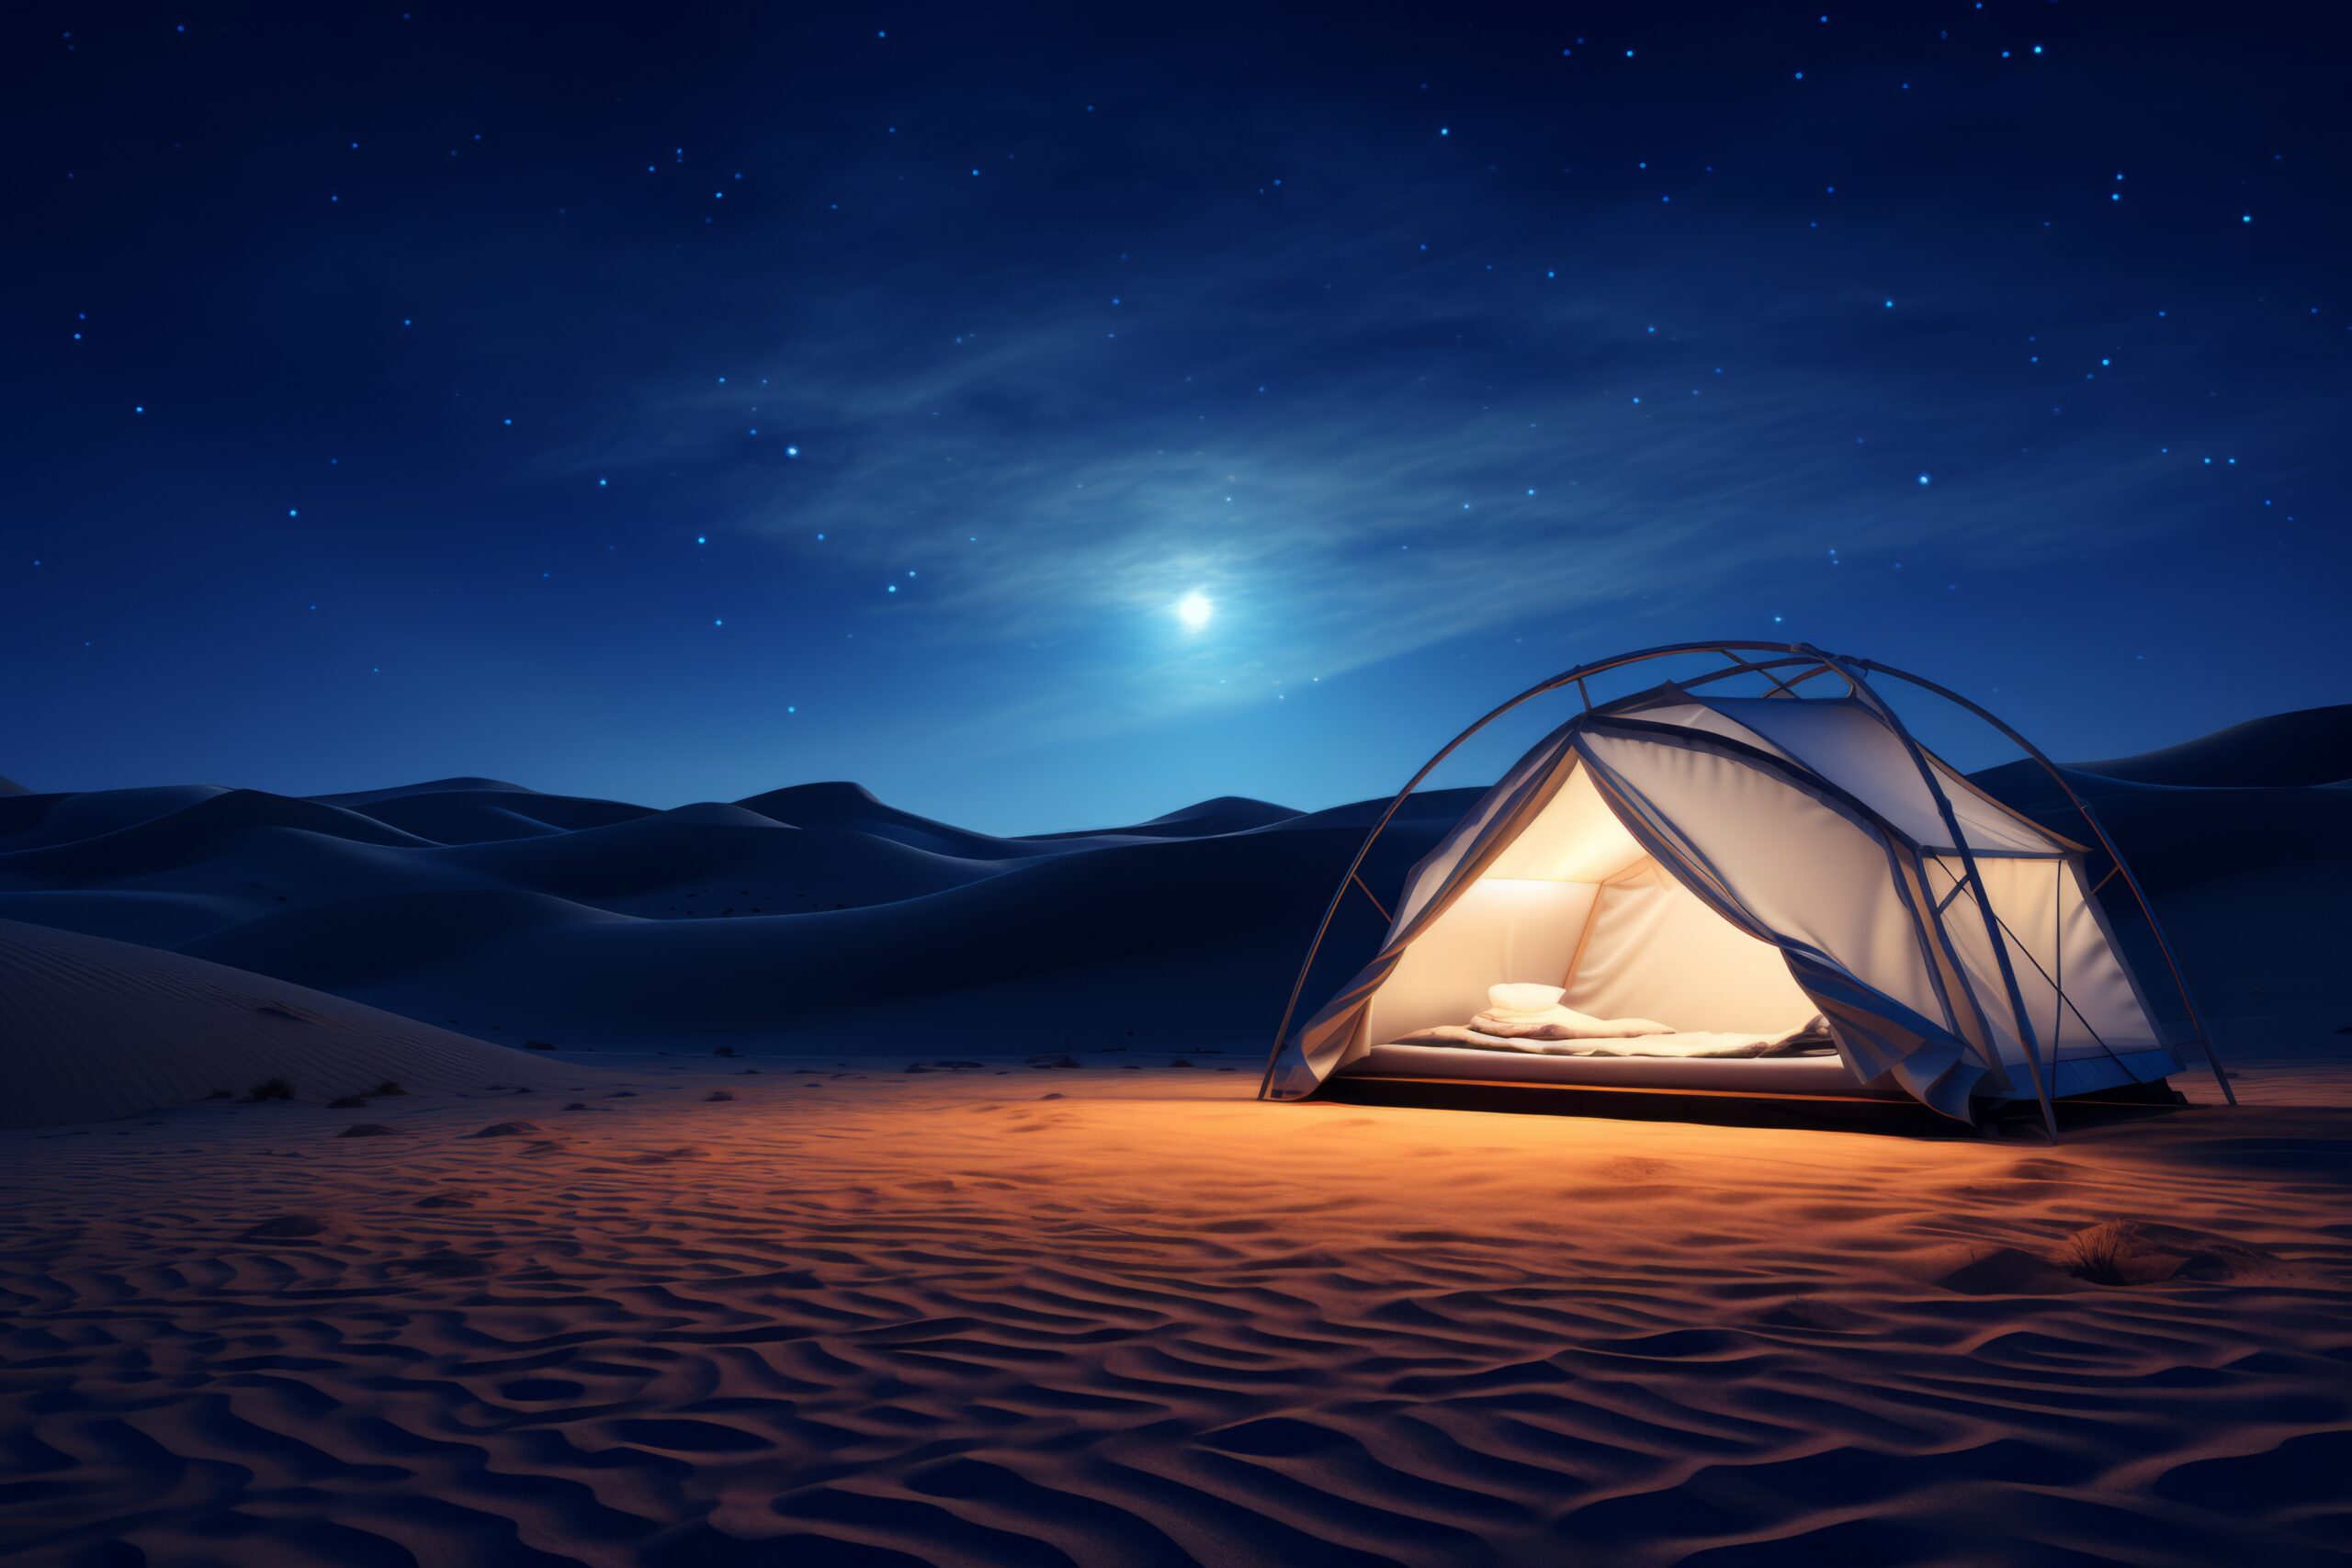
1363 760 1823 1051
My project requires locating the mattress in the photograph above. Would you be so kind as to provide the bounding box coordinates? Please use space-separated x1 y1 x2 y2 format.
1344 1042 1875 1097
1394 1024 1833 1059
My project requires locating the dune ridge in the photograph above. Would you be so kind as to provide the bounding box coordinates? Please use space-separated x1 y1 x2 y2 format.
2080 704 2352 788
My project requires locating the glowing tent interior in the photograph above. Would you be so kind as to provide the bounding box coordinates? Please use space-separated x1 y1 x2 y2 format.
1259 643 2229 1133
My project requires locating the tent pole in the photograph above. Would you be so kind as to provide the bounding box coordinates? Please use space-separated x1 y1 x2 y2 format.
1257 638 1815 1099
1849 660 2234 1108
1679 656 1834 696
2050 865 2064 1112
1720 649 1803 697
1806 648 2061 1141
1899 847 2010 1101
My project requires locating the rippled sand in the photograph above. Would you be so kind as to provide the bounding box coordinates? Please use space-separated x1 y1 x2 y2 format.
4 1058 2346 1565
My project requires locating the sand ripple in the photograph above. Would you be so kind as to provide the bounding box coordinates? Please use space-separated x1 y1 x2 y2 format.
3 1066 2347 1564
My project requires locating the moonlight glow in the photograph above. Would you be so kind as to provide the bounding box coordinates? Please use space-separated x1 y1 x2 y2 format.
1176 592 1214 629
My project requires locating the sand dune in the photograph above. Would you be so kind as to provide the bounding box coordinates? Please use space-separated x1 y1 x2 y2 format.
0 708 2343 1069
737 780 1067 862
0 782 233 848
165 826 1414 1055
1021 794 1304 841
442 801 999 913
2081 704 2352 787
1 1058 2344 1562
331 782 656 844
2 788 431 881
0 770 1451 1055
0 918 615 1128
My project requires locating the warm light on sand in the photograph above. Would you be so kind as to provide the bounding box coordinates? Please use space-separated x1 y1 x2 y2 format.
1 1058 2337 1561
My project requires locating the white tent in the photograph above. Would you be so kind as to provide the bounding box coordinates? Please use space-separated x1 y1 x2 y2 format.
1260 643 2227 1132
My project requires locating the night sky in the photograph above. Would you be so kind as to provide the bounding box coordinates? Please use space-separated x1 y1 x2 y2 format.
9 4 2346 832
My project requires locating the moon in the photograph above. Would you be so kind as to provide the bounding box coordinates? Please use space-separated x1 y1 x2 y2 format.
1175 591 1213 629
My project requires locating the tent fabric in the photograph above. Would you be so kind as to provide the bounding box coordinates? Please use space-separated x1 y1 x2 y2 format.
1561 862 1820 1035
1572 730 1995 1120
1272 720 1584 1094
1267 680 2182 1119
1654 694 2065 856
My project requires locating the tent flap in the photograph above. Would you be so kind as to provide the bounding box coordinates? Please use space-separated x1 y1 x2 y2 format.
1574 731 1987 1121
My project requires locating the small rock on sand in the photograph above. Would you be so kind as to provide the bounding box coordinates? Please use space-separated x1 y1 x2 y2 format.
467 1121 541 1138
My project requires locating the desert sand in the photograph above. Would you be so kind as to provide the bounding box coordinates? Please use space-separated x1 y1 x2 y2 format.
3 1055 2346 1564
2 709 2347 1562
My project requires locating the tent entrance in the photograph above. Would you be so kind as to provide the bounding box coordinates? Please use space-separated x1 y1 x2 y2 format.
1362 761 1821 1050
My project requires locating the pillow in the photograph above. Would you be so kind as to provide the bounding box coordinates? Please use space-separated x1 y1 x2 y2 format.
1487 982 1566 1014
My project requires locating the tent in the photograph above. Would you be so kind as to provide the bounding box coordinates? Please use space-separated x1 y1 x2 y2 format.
1259 643 2229 1133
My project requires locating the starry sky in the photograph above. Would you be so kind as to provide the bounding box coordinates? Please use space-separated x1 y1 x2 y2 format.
8 4 2346 832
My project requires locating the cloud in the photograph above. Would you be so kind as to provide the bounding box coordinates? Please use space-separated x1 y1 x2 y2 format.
538 78 2307 771
588 293 2211 696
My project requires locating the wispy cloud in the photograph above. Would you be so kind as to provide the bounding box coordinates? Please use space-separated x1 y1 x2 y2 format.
580 275 2227 703
536 66 2312 773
